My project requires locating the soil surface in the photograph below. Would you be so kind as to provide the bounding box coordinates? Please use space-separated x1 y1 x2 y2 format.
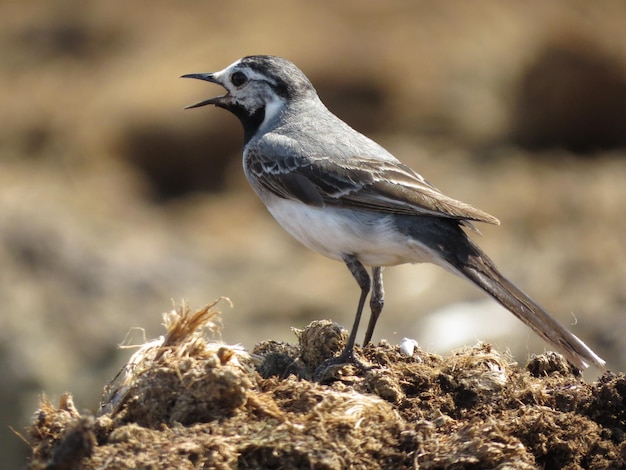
27 303 624 469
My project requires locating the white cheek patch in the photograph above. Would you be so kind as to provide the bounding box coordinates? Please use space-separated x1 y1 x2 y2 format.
262 96 284 128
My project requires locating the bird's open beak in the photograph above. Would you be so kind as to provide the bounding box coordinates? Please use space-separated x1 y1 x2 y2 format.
181 73 228 109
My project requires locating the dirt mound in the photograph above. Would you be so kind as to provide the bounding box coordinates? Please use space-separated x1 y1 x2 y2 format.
27 303 624 469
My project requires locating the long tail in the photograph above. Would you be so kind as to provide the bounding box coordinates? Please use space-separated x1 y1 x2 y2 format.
407 217 606 370
453 243 605 370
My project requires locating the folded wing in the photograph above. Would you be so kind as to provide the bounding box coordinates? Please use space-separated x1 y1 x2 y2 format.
246 150 500 226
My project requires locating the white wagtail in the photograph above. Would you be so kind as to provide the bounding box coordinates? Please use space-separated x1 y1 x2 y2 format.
182 55 605 371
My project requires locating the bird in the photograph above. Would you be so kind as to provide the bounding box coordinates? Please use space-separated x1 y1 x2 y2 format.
182 55 605 371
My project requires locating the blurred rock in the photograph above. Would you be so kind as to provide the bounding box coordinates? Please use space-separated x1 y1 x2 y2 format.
314 75 392 135
511 34 626 153
120 120 240 201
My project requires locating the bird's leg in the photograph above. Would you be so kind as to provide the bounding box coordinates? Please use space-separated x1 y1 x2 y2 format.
363 266 384 346
313 254 372 381
335 254 371 363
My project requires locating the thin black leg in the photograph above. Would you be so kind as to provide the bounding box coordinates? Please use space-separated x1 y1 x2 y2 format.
313 254 374 380
336 254 371 362
363 266 384 345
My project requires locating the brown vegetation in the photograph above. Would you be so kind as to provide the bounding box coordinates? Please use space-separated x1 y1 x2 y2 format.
28 304 626 469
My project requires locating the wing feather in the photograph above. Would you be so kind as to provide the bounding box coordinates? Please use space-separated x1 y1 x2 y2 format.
246 150 500 225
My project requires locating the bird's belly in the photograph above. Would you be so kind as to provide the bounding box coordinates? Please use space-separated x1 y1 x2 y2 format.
265 198 436 266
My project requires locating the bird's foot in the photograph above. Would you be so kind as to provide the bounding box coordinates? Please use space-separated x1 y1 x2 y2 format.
313 347 371 383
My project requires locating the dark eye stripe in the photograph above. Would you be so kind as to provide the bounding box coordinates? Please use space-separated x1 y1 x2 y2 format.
264 79 290 99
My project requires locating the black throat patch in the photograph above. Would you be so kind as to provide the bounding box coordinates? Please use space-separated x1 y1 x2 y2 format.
218 102 265 145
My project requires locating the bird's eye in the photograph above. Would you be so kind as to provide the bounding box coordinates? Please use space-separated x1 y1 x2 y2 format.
231 71 248 87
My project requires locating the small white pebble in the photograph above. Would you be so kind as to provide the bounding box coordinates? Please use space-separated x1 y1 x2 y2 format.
399 337 419 356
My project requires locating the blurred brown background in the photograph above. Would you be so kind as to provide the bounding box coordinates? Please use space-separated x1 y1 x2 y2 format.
2 1 626 467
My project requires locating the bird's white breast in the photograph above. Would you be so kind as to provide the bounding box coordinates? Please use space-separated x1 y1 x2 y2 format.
264 196 438 267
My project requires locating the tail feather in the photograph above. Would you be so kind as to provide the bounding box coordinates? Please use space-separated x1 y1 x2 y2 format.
455 248 605 370
397 215 605 369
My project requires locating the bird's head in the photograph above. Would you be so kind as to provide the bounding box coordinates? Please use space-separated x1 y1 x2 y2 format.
182 55 316 141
